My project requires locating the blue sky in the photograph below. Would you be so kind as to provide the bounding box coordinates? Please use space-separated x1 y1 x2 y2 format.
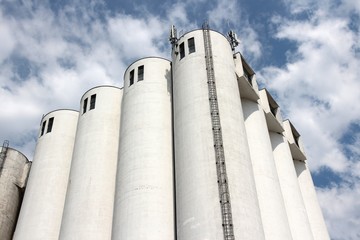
0 0 359 239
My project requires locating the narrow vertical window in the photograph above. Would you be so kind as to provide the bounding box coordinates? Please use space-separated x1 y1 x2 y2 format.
47 117 54 133
40 121 46 136
129 69 134 86
179 42 185 59
270 104 278 117
188 37 195 53
243 67 252 85
138 65 144 81
83 98 88 114
90 94 96 110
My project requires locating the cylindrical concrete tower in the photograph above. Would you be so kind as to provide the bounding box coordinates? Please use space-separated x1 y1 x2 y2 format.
242 97 293 240
270 132 314 240
172 28 264 240
259 89 313 240
0 146 30 240
112 57 174 240
59 86 122 240
294 160 330 240
13 109 78 240
283 120 330 240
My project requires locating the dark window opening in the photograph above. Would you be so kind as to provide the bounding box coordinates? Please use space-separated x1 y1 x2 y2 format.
83 98 88 114
243 67 253 85
40 121 46 136
47 117 54 133
188 37 195 53
294 135 300 147
179 42 185 59
90 94 96 110
138 65 144 81
269 104 278 117
291 125 301 147
129 69 134 86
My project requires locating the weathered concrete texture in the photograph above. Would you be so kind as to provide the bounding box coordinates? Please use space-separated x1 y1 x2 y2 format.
0 148 31 240
13 110 78 240
113 58 174 240
60 86 122 240
172 30 264 240
242 99 293 240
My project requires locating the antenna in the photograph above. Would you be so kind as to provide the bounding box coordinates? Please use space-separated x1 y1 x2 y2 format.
227 30 240 51
169 25 178 46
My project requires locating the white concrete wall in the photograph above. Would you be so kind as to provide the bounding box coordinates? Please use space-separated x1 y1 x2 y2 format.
0 148 30 240
283 120 330 240
270 132 314 240
112 57 174 240
173 29 264 240
294 160 330 240
14 110 78 240
60 86 122 240
259 90 313 240
241 98 292 240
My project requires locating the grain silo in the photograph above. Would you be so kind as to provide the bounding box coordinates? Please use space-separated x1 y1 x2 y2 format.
284 120 330 240
112 57 174 240
13 110 78 240
59 86 122 240
0 143 31 240
171 25 264 240
259 90 314 240
240 58 292 239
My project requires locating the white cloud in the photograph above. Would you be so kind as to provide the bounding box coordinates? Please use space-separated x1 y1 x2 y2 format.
317 183 360 240
0 0 169 159
260 11 360 171
1 0 358 239
259 1 360 239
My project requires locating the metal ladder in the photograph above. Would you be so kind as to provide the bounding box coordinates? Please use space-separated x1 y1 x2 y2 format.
202 23 235 240
0 140 9 175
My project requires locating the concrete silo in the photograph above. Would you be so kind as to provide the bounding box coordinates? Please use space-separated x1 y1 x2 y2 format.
60 86 122 240
0 143 31 240
13 109 78 240
240 58 292 239
112 57 174 240
283 120 330 240
171 25 264 240
258 90 313 240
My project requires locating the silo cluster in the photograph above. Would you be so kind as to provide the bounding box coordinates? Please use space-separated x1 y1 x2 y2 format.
3 25 330 240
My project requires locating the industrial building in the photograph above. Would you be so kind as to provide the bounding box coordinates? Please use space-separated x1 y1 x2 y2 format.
2 25 330 240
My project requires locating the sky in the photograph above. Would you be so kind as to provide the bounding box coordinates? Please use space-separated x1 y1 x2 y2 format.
0 0 359 239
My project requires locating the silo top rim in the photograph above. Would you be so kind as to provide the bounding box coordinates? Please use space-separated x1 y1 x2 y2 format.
80 85 123 101
0 146 31 162
123 56 171 80
176 28 228 41
41 109 79 123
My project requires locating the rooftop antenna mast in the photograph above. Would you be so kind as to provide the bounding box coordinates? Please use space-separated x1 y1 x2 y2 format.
227 30 239 51
169 25 178 47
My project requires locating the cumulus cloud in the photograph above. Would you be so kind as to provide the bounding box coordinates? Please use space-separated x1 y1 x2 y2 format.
259 0 360 239
260 9 360 171
317 182 360 240
0 0 169 158
0 0 358 238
